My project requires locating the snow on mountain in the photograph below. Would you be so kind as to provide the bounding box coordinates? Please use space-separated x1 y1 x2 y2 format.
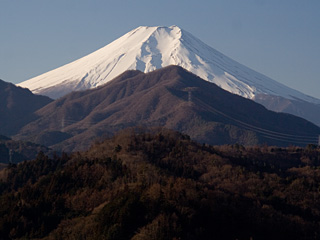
17 26 320 104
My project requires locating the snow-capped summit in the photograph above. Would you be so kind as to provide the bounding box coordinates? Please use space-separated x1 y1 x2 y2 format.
18 26 320 105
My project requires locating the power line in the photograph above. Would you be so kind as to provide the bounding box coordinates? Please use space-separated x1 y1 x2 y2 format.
57 96 319 145
192 97 319 144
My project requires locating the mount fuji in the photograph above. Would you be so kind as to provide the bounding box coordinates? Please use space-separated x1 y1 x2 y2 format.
18 26 320 125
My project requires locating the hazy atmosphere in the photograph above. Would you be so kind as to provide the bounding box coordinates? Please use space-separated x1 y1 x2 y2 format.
1 0 319 98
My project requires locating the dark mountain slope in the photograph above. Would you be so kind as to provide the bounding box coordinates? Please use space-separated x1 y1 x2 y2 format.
0 79 53 136
16 66 320 151
0 135 51 164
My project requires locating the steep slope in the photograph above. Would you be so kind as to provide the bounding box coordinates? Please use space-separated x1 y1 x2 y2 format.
0 79 53 136
17 26 320 126
16 66 320 152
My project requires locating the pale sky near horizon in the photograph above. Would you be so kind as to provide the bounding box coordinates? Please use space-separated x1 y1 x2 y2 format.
1 0 319 98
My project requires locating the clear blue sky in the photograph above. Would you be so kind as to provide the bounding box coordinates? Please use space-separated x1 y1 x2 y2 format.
1 0 319 98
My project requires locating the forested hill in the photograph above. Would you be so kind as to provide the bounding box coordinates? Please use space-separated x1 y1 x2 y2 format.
0 128 320 239
0 136 51 166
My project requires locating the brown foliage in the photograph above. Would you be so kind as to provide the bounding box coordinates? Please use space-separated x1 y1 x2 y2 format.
0 128 320 239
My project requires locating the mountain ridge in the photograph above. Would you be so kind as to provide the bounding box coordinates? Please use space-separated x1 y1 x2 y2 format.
0 79 53 136
15 66 320 152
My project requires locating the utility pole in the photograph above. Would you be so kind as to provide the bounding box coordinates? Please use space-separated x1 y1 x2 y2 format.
188 90 192 103
61 117 65 132
9 149 13 164
183 87 198 106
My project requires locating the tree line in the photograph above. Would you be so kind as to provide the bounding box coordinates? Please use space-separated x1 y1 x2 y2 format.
0 128 320 239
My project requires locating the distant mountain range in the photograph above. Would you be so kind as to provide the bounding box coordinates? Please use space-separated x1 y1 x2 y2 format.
17 26 320 126
14 66 320 152
0 79 52 136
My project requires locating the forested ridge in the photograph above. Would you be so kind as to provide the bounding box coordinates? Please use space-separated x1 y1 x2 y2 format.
14 66 320 152
0 128 320 239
